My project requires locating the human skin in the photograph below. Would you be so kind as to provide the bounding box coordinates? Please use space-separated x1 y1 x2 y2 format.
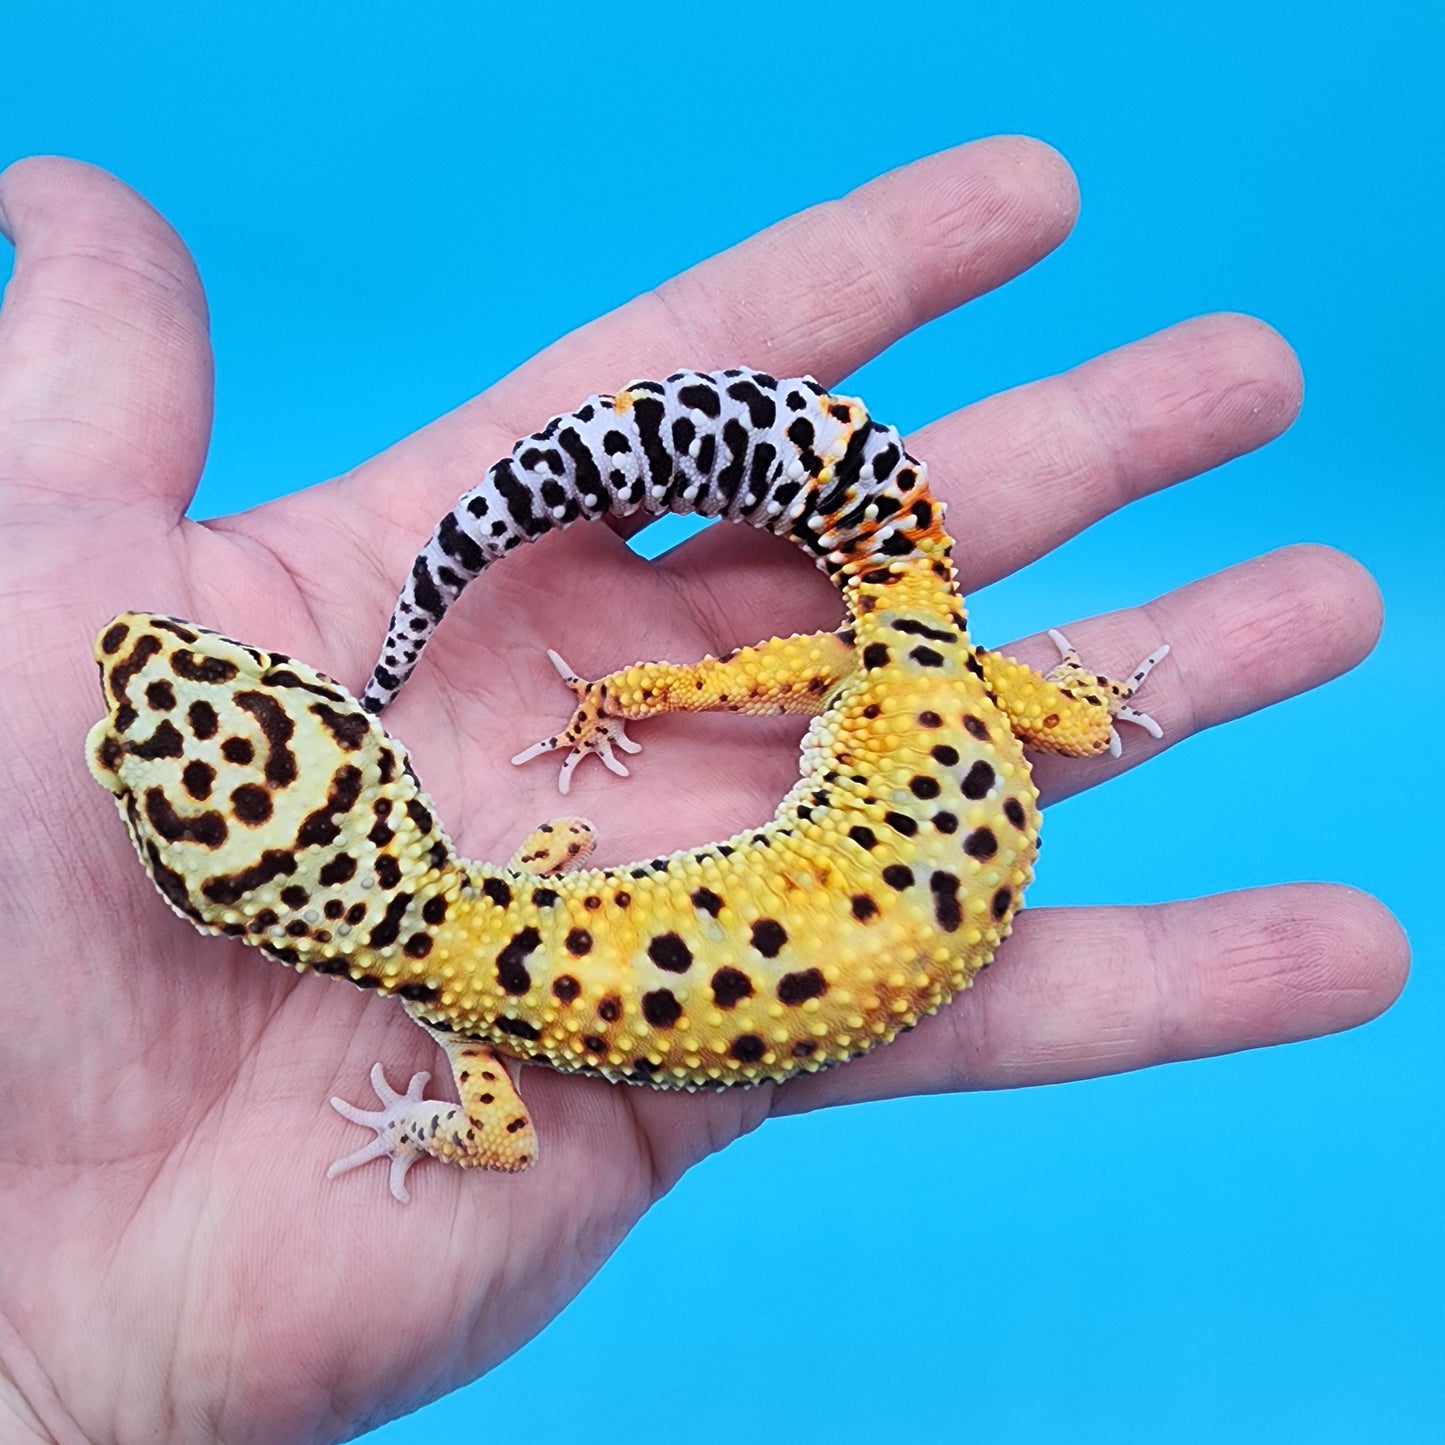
0 139 1408 1443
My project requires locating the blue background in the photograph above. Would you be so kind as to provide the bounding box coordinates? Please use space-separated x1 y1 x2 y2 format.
6 3 1441 1439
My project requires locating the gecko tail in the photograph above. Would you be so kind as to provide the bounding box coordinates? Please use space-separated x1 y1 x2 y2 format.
360 368 943 713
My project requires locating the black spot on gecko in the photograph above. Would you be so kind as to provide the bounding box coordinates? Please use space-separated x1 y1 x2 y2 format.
862 643 890 670
777 968 826 1004
648 932 693 974
930 871 962 932
730 1034 766 1064
202 848 297 906
565 928 593 956
422 895 447 925
883 864 915 891
481 877 512 908
851 894 879 920
108 635 161 706
931 744 960 767
598 996 622 1023
311 703 369 750
677 382 721 417
294 765 363 849
495 1016 541 1042
181 760 214 799
711 967 754 1009
727 377 777 429
496 927 541 994
375 855 402 890
963 715 990 740
848 826 878 850
184 701 218 740
1003 797 1028 829
236 691 297 789
910 646 945 668
749 919 788 957
884 811 918 837
404 933 433 959
171 650 238 684
991 887 1013 920
143 788 227 848
317 852 356 885
150 619 200 644
691 887 724 916
100 622 130 655
367 892 413 950
127 720 185 760
909 774 941 799
961 760 995 799
890 618 955 643
221 736 254 765
144 679 176 711
963 827 998 861
642 989 683 1028
553 975 581 1002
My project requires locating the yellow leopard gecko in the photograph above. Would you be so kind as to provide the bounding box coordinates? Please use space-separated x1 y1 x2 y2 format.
87 368 1167 1202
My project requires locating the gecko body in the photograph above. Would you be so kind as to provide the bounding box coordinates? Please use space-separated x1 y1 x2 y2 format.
88 369 1167 1200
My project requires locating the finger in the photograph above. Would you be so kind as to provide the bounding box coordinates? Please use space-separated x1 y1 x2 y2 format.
1012 542 1382 804
915 310 1303 588
331 136 1079 535
0 156 212 524
772 884 1409 1114
484 135 1079 429
656 312 1304 640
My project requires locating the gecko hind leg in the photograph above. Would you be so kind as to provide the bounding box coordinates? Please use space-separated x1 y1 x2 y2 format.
1046 629 1171 758
510 650 641 795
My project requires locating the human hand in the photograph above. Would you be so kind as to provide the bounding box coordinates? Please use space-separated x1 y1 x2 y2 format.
0 139 1407 1443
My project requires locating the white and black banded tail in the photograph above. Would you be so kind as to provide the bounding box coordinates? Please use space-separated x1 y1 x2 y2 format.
362 368 945 713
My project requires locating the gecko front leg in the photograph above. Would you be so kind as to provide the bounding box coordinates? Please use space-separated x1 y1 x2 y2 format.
328 1026 536 1202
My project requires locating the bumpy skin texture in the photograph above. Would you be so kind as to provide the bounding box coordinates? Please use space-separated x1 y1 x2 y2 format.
87 370 1162 1198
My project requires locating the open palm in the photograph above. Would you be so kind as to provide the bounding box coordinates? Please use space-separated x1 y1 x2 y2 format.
0 140 1407 1444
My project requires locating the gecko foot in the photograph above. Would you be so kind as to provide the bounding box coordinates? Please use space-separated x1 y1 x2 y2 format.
510 649 641 794
327 1063 436 1204
1046 629 1172 758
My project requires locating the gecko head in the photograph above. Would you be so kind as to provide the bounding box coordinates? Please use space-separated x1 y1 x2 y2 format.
86 613 450 951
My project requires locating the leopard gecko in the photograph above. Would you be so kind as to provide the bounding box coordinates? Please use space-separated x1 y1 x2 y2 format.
87 368 1168 1202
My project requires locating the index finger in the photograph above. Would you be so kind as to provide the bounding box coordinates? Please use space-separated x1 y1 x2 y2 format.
330 136 1079 549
